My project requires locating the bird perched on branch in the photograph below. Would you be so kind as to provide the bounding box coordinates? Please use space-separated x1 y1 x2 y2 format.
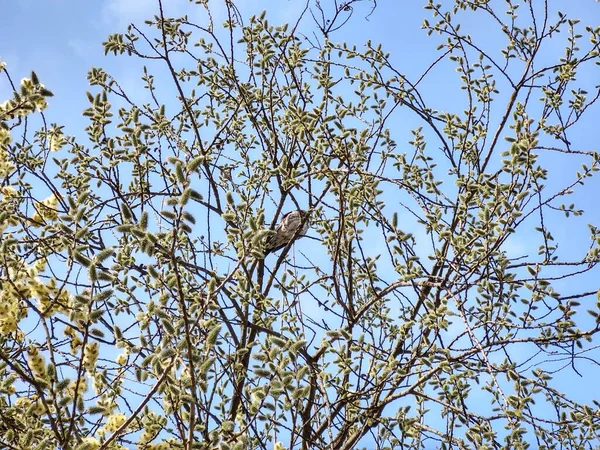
264 210 309 256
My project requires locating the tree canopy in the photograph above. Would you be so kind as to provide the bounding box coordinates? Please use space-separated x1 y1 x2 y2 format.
1 0 600 449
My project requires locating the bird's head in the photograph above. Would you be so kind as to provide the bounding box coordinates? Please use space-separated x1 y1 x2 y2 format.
281 209 310 235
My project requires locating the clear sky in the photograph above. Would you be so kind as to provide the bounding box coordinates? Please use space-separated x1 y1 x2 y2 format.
2 0 600 447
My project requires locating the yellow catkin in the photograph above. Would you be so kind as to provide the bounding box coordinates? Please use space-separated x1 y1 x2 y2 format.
83 342 99 371
104 413 127 432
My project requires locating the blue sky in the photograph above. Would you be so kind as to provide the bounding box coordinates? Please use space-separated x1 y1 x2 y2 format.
2 0 600 447
0 0 453 122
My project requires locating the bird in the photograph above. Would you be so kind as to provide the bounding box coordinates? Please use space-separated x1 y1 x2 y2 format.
264 210 309 256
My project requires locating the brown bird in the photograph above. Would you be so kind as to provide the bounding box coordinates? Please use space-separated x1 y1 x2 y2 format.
264 210 309 255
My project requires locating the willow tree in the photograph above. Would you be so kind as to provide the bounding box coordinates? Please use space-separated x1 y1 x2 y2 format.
1 0 600 449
